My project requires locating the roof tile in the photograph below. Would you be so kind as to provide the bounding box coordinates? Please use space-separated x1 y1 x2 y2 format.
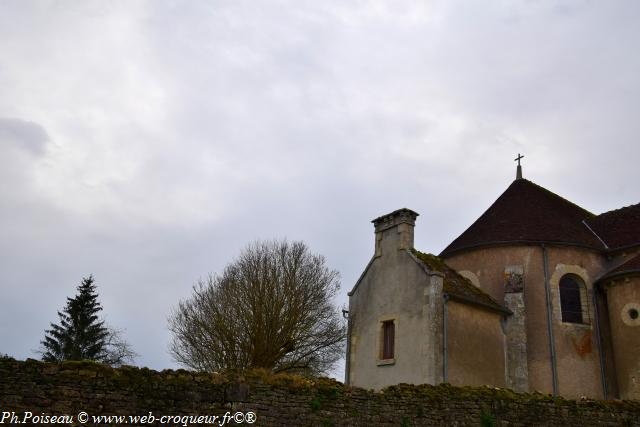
585 203 640 250
440 179 602 256
411 249 508 313
599 254 640 282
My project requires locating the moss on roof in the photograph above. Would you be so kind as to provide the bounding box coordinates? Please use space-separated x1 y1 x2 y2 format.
410 250 449 272
411 249 508 313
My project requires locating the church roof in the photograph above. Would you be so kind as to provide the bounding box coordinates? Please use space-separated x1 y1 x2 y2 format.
598 254 640 282
440 178 603 257
584 203 640 251
411 250 509 314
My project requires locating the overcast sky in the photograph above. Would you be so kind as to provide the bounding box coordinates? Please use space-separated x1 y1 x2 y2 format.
1 1 638 380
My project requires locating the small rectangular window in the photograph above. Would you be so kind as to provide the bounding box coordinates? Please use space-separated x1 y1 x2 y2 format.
382 320 395 359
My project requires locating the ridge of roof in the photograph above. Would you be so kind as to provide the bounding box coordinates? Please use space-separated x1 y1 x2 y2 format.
521 179 595 216
595 202 640 217
410 249 509 314
440 178 602 257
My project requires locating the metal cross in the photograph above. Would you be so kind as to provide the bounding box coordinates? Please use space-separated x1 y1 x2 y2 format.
514 153 524 166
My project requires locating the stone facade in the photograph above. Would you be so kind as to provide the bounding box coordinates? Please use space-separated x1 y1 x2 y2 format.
348 209 509 392
445 301 506 388
444 245 607 399
2 358 639 426
347 209 444 390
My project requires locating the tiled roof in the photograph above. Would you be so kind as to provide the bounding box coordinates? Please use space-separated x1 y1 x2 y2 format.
410 250 509 314
585 203 640 250
440 179 603 257
599 254 640 282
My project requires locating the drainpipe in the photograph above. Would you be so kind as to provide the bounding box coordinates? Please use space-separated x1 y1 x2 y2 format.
592 286 608 398
443 294 449 383
344 310 351 385
542 244 559 396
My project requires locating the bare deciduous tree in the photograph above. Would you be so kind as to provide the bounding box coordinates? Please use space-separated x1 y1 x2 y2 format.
168 240 345 375
101 327 138 366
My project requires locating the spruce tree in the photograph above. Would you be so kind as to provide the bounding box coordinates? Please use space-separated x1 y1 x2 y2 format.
41 276 112 362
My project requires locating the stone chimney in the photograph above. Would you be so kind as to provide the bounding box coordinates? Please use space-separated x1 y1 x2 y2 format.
372 208 419 257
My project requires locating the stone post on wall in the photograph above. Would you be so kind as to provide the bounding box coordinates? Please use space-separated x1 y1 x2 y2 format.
504 265 529 392
426 272 445 385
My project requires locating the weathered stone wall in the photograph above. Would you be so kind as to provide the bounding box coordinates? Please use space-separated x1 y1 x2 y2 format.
446 301 506 388
347 247 441 390
443 245 608 399
605 274 640 400
1 358 639 426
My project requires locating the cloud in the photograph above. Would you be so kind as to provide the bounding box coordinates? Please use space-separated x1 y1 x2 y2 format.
0 117 48 155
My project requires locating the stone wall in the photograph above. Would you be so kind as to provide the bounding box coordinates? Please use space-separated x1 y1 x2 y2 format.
1 358 639 426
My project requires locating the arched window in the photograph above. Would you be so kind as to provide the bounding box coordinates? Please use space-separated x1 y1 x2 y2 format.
559 275 584 323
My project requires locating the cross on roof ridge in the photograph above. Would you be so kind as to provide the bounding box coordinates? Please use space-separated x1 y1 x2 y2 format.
515 153 524 179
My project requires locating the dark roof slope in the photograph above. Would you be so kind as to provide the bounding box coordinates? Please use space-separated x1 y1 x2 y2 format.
585 203 640 250
411 250 509 314
440 179 602 257
599 254 640 282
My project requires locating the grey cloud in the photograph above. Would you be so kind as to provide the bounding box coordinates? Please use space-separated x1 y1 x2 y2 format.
0 117 49 155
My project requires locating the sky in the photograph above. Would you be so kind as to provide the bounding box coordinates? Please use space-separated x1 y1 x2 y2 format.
1 1 638 380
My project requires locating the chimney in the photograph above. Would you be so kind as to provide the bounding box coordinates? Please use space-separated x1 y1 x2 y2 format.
372 208 419 257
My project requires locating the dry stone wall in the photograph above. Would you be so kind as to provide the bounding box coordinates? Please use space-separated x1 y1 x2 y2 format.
1 358 639 426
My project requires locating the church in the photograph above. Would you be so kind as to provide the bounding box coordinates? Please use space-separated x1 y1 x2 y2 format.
345 158 639 400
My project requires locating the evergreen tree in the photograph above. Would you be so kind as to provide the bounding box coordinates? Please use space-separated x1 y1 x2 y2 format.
41 275 134 365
